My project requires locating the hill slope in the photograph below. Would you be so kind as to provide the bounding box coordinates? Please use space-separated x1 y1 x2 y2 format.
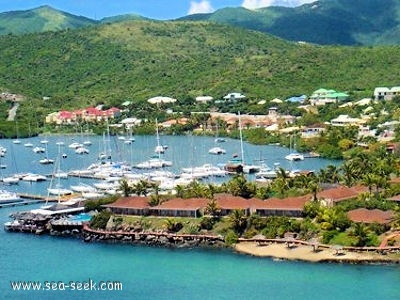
180 0 400 45
0 20 400 110
0 5 97 35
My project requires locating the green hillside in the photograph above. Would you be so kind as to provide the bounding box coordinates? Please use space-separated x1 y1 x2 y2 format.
0 5 97 35
0 20 400 113
181 0 400 46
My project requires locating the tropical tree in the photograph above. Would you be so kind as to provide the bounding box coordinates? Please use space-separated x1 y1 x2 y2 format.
205 198 221 220
118 179 132 197
229 209 248 235
226 175 256 199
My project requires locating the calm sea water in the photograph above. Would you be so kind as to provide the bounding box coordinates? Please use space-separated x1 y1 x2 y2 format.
0 134 339 195
1 204 400 299
2 136 399 299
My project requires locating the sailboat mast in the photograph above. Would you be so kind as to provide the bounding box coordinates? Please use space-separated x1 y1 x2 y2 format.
238 112 245 165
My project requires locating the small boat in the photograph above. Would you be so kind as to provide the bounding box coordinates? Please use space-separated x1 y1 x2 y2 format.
22 173 47 182
33 147 45 153
68 142 82 149
215 137 226 143
12 139 21 144
47 187 73 196
0 190 22 204
75 147 90 154
285 153 304 161
24 142 33 147
70 183 97 193
208 147 226 155
2 176 20 185
39 158 55 165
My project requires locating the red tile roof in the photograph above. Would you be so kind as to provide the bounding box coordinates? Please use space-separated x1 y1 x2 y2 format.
317 185 367 203
214 194 253 209
255 195 310 210
347 208 394 224
104 196 150 209
151 198 209 211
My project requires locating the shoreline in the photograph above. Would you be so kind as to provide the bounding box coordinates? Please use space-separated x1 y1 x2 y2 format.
235 242 400 264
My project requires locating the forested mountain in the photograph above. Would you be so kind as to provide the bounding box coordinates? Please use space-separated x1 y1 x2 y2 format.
1 1 400 46
180 0 400 46
0 5 97 35
1 19 400 112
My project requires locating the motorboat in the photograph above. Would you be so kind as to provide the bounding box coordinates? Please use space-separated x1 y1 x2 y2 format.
135 158 172 169
70 183 97 193
24 142 33 147
22 173 47 182
285 153 304 161
208 147 226 155
75 147 90 154
69 142 83 149
2 176 20 185
33 146 45 153
47 187 73 196
39 158 55 165
0 190 21 204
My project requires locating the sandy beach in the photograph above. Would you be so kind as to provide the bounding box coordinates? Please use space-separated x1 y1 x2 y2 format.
235 242 400 263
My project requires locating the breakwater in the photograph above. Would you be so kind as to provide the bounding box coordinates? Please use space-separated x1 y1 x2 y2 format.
82 224 226 248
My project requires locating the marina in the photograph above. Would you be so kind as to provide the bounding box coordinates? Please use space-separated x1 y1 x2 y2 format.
0 134 340 202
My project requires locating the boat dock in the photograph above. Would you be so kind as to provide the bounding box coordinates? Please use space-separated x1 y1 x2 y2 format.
0 200 43 208
17 193 59 202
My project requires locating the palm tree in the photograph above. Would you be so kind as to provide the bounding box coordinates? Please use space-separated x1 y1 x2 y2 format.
205 198 221 220
175 185 185 198
118 179 132 197
326 164 341 184
307 180 321 202
340 162 356 187
229 209 248 235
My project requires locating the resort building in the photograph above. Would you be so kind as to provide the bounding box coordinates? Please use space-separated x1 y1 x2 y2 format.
254 195 310 217
223 92 246 102
317 185 367 206
330 114 366 127
309 88 349 106
102 197 151 216
45 106 121 125
150 198 209 218
374 86 400 101
347 208 394 225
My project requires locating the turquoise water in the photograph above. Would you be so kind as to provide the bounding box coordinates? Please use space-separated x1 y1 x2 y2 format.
1 203 400 299
68 213 92 222
2 136 399 299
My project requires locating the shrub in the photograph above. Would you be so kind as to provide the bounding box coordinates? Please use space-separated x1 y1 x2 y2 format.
89 211 112 230
225 230 238 246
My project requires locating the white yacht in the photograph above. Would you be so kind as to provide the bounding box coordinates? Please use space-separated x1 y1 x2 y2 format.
0 190 21 204
285 153 304 161
208 147 226 155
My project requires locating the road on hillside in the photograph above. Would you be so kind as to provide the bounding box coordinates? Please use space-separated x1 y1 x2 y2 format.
7 102 19 121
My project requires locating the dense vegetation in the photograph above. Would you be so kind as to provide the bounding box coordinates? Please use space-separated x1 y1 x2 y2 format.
92 148 400 247
181 0 400 46
1 20 400 127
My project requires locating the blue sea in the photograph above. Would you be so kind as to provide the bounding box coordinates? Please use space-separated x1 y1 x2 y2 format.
1 135 399 299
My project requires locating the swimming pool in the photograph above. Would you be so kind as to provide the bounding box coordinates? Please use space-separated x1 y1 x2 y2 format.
68 213 92 222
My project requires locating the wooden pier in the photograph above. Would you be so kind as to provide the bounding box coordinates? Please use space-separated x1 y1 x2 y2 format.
17 193 59 202
0 200 43 208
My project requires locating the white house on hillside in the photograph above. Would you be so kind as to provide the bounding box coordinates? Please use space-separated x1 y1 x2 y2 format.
374 86 400 101
223 93 246 101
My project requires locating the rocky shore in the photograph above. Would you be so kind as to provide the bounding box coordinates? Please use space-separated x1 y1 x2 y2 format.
5 213 400 264
81 224 226 249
